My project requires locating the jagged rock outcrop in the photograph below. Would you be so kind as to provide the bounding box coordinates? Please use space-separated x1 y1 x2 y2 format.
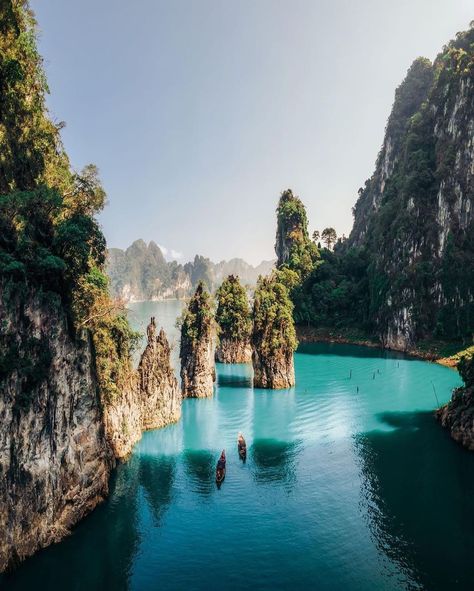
215 275 252 363
138 319 181 430
0 295 181 569
180 283 215 397
0 287 113 572
102 317 181 459
437 351 474 450
252 275 297 389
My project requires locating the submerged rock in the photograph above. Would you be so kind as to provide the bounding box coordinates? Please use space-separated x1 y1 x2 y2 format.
180 283 215 397
252 275 297 389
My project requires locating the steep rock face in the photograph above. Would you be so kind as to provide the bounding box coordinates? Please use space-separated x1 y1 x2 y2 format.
437 386 474 450
103 318 181 459
180 284 215 398
138 320 181 430
437 353 474 450
252 348 295 389
0 287 113 572
348 29 474 350
215 339 252 363
0 293 181 569
180 337 215 398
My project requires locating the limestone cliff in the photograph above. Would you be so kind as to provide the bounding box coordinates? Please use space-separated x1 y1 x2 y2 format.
0 287 112 572
100 317 181 459
348 28 474 350
0 292 181 569
180 283 215 397
215 339 252 364
437 351 474 450
252 275 297 389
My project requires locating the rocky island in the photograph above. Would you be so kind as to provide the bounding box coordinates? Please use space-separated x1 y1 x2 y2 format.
252 275 297 389
215 275 252 363
179 282 215 397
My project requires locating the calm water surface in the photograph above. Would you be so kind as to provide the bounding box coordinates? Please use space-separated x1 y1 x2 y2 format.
2 301 473 590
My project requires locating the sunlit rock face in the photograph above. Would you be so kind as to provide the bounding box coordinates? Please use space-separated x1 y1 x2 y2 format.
252 347 295 390
0 303 181 571
0 286 113 572
215 338 252 364
179 284 215 398
103 318 181 459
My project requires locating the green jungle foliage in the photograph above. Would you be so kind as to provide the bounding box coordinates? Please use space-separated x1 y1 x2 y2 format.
215 275 252 341
275 189 319 280
178 282 214 345
0 1 138 405
252 274 297 355
290 25 474 346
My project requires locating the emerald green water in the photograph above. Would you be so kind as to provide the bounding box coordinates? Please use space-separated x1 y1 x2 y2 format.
2 301 472 590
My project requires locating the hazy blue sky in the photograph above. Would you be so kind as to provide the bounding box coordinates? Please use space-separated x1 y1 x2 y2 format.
31 0 472 264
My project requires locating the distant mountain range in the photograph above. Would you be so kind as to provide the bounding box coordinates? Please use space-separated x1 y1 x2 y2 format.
107 240 274 302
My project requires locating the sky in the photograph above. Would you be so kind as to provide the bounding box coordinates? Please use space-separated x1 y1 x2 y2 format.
31 0 472 265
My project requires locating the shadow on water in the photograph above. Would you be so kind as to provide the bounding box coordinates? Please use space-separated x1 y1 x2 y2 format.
0 453 177 591
139 454 176 526
251 438 301 489
297 342 415 361
355 410 474 590
182 449 215 497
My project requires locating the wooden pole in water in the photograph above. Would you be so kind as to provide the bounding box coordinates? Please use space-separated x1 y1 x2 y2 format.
349 369 352 379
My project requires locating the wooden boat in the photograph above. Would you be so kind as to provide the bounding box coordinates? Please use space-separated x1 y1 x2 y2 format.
216 450 226 485
216 466 226 484
237 435 247 459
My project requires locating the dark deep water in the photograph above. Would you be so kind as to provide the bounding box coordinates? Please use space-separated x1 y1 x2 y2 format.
2 303 473 590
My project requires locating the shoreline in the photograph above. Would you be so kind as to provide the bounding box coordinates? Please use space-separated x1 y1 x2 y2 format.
296 326 469 370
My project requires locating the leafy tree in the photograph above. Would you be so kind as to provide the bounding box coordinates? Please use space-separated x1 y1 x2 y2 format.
178 281 214 343
215 275 252 341
275 189 319 279
321 227 337 250
312 230 320 243
252 273 297 355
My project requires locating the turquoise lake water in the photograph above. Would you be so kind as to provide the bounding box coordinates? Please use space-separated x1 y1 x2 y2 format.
2 301 473 590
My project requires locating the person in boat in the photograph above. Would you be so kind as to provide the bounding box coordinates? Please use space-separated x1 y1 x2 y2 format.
217 450 226 471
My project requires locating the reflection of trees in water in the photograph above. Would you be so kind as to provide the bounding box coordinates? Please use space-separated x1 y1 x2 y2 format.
251 439 301 490
139 454 176 526
182 449 215 497
355 411 474 590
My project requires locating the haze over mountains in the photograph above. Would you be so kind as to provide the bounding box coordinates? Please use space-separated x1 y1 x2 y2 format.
107 240 274 302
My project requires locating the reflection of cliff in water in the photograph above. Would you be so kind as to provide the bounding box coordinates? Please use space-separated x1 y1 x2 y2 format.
1 457 143 591
355 411 474 590
139 454 177 525
251 438 301 489
183 449 215 497
216 362 253 388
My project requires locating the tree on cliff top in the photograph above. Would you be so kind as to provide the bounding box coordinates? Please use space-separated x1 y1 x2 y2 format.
178 281 214 345
252 273 297 356
0 0 137 405
275 189 319 279
215 275 252 342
